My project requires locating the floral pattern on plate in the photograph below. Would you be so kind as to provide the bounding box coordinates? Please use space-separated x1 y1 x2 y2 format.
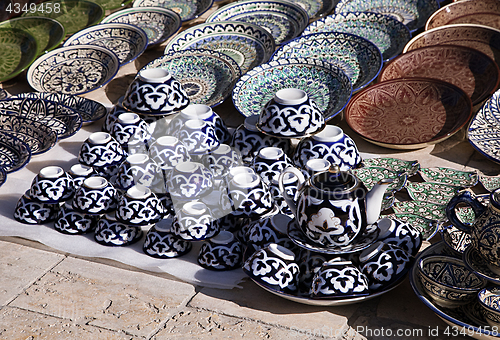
0 27 38 82
361 158 420 177
132 0 213 21
350 166 407 192
285 0 335 21
405 182 463 204
418 167 479 188
480 174 500 192
392 200 447 221
0 131 31 173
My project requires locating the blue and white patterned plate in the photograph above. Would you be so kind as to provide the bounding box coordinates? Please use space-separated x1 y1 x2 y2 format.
232 57 352 121
334 0 439 33
303 11 411 62
271 31 383 92
0 166 6 187
206 0 309 45
132 0 213 21
64 23 148 66
142 49 241 107
27 45 120 96
284 0 336 21
164 21 275 74
101 6 181 46
0 131 31 173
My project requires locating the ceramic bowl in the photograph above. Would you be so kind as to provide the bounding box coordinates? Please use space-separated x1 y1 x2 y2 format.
122 67 190 115
143 218 192 258
78 132 127 168
13 190 61 225
269 171 298 217
54 202 100 235
132 0 213 22
102 101 129 133
29 166 75 203
172 201 220 241
115 184 165 226
375 217 422 256
417 255 487 308
172 118 220 155
478 286 500 328
245 214 294 250
110 112 151 151
252 146 292 186
228 172 274 218
94 213 143 246
200 144 243 180
67 163 96 189
72 176 119 215
166 161 214 202
198 231 243 271
113 153 161 191
148 136 191 170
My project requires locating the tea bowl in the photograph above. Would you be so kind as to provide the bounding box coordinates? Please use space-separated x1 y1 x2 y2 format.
115 184 165 226
13 190 61 224
172 118 220 155
94 213 144 247
252 146 292 186
72 176 119 215
67 163 96 189
166 161 214 202
110 112 152 151
29 165 75 203
228 172 274 218
113 153 160 191
478 287 500 328
198 230 243 271
172 201 220 241
148 135 191 170
78 132 126 168
375 217 422 256
54 202 100 235
143 218 192 258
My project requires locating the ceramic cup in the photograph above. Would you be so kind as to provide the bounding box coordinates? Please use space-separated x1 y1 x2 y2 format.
94 213 143 247
29 165 75 203
166 161 214 202
245 214 294 251
200 144 243 180
78 132 126 168
143 218 192 258
102 99 129 133
67 163 96 189
172 201 220 241
110 112 151 151
478 287 500 328
296 251 335 295
54 202 100 235
173 118 220 155
269 173 298 217
72 176 119 215
257 88 325 138
303 158 331 178
148 135 191 170
228 172 274 218
252 146 292 186
115 184 165 226
198 230 243 271
375 217 422 256
122 67 190 115
113 153 160 191
13 190 61 224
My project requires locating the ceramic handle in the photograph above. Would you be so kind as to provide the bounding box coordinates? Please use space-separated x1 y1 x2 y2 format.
278 167 305 217
445 190 486 233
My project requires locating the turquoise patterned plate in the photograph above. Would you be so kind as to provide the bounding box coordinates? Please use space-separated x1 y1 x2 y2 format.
362 157 420 177
142 49 241 107
206 0 309 45
0 131 31 173
302 12 411 62
419 167 479 188
0 27 38 82
405 182 463 204
271 31 383 91
392 200 447 221
350 166 407 192
165 21 275 75
232 58 352 121
132 0 213 22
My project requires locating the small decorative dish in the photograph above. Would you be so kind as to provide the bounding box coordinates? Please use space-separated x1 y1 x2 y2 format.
350 166 407 192
379 45 500 106
345 78 473 149
232 57 352 121
164 21 275 74
463 246 500 286
206 0 309 45
418 167 479 188
271 31 382 92
480 173 500 192
361 157 420 177
22 0 104 36
101 6 181 46
0 27 38 82
85 0 133 10
284 0 335 21
27 45 120 95
0 131 31 173
405 182 463 204
141 49 241 107
392 200 447 221
302 12 411 62
64 23 148 67
426 0 500 31
132 0 213 22
334 0 439 33
0 17 65 56
468 100 500 164
388 213 440 241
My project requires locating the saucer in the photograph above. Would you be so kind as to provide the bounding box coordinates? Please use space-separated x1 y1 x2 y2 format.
463 246 500 286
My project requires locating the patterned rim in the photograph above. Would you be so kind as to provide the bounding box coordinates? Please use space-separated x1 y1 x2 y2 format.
0 131 31 173
132 0 214 22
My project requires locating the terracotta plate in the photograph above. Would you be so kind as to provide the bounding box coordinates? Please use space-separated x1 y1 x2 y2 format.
426 0 500 31
379 45 500 105
345 78 473 149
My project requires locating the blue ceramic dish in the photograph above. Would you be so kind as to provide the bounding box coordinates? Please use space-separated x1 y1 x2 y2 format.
285 0 335 21
132 0 213 22
0 131 31 173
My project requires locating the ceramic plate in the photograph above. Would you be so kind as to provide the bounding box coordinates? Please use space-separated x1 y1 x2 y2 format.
64 23 148 66
132 0 213 21
0 166 6 187
361 157 420 177
22 0 104 36
164 21 275 74
463 246 500 286
271 31 383 92
101 6 181 46
0 114 57 155
405 181 463 204
0 98 82 139
0 17 65 56
334 0 439 33
303 12 411 62
27 45 120 95
11 92 107 124
142 49 241 107
388 213 440 240
345 78 473 149
0 27 38 82
379 45 499 106
232 58 352 121
87 0 133 10
0 131 31 173
392 200 447 221
206 0 309 45
404 24 500 67
426 0 500 31
418 167 479 188
350 166 407 192
284 0 335 21
468 96 500 164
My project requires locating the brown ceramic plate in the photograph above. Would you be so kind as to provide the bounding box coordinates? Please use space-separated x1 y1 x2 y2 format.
426 0 500 31
378 45 500 105
344 78 473 149
404 24 500 67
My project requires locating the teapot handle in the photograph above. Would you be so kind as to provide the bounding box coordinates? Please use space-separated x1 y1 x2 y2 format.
278 167 306 217
445 190 486 233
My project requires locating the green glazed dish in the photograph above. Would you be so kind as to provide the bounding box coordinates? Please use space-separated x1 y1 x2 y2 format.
0 27 38 82
87 0 133 10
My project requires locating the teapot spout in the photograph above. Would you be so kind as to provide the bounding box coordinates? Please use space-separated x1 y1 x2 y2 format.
365 178 393 225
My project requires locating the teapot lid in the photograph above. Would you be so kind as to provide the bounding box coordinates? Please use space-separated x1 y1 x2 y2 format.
309 165 362 198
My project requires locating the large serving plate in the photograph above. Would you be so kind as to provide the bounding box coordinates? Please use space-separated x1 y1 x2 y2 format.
0 17 65 56
101 6 181 46
87 0 133 10
232 58 352 121
334 0 439 33
271 31 383 92
468 93 500 164
0 131 31 173
27 45 120 95
345 78 473 149
206 0 309 45
426 0 500 31
379 45 500 106
64 23 148 66
22 0 104 36
164 21 275 74
285 0 335 21
0 166 6 187
142 49 241 107
132 0 213 22
303 12 411 62
0 27 38 82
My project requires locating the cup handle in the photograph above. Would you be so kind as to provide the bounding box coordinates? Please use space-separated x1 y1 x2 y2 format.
278 167 305 218
445 190 486 233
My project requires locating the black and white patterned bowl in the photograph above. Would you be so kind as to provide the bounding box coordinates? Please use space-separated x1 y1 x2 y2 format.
173 118 220 155
245 213 294 250
29 165 75 203
375 217 422 256
54 202 100 235
113 153 160 191
143 218 192 258
148 135 191 170
94 213 144 246
252 146 293 186
67 163 96 189
13 190 60 224
198 231 243 270
78 132 126 168
72 176 119 215
172 201 220 241
166 161 214 202
110 112 151 150
478 286 500 328
228 172 274 218
200 144 243 180
115 184 165 226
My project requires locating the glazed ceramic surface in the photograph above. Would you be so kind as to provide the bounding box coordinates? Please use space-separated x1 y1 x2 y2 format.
86 0 133 10
0 167 6 187
132 0 213 21
27 45 120 95
198 231 243 270
94 214 143 246
142 49 241 108
78 132 126 168
14 190 60 224
392 200 446 221
271 32 383 92
0 131 31 173
310 259 369 298
302 12 411 62
389 213 440 241
115 185 165 226
361 157 420 177
206 0 309 45
54 203 99 235
464 246 500 286
101 6 181 46
345 78 473 149
72 176 119 215
28 166 75 203
0 27 38 82
379 45 499 106
284 0 335 21
350 166 407 192
164 21 275 74
418 167 479 188
406 181 462 204
143 220 192 258
232 58 352 121
480 174 500 192
426 0 500 31
172 201 220 240
440 224 471 255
